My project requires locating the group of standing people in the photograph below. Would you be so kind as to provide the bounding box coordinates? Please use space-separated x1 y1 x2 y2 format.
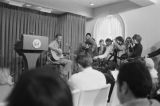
83 33 143 66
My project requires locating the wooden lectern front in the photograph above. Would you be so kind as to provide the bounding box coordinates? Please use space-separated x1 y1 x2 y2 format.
15 34 48 70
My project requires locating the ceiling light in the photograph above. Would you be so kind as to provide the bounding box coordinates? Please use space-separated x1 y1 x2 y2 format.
25 4 32 7
90 3 94 6
39 7 52 13
149 0 157 3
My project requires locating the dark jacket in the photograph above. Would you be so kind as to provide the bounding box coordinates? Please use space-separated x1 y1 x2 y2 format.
85 38 97 57
130 43 143 58
97 46 106 55
148 48 160 58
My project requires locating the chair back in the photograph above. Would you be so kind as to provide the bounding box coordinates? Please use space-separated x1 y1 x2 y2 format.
0 102 5 106
94 84 111 106
109 84 120 106
78 88 99 106
72 89 81 106
78 84 110 106
0 85 13 102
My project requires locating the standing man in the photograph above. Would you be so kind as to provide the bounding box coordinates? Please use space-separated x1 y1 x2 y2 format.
97 39 106 55
48 34 72 79
85 33 97 57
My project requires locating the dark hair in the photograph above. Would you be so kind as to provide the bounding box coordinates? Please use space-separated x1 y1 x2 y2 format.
125 37 132 44
55 33 62 38
115 36 124 44
117 60 152 98
132 34 142 43
7 66 73 106
76 52 93 68
99 39 104 43
86 33 91 37
105 38 112 43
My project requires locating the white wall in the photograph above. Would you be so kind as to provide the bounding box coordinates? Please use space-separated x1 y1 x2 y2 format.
86 1 160 56
85 0 141 37
120 1 160 55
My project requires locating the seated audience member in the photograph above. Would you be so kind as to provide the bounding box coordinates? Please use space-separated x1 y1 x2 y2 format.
68 52 106 90
6 66 73 106
129 34 143 58
117 60 160 106
94 38 113 59
97 39 106 55
0 68 13 102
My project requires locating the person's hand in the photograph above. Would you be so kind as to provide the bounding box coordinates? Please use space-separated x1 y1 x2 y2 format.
93 56 99 60
144 55 149 58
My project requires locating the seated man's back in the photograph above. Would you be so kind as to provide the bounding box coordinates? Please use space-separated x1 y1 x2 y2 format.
68 52 106 90
69 67 106 90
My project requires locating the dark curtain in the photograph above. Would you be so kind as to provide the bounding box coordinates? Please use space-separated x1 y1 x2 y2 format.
0 3 86 81
57 13 86 58
0 3 58 81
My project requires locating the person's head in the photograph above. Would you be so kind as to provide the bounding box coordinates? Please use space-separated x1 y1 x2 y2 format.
115 36 124 45
86 33 91 40
75 52 93 69
125 37 133 45
7 66 73 106
0 68 13 85
55 34 63 42
117 60 152 104
132 34 142 44
99 39 104 46
105 38 112 46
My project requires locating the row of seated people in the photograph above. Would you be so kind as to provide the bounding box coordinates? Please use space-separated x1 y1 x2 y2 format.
0 54 159 106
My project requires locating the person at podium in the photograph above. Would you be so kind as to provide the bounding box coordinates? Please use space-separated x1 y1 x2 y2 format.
48 34 72 80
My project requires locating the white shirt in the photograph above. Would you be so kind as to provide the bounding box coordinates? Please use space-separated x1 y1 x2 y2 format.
96 45 113 59
68 67 106 90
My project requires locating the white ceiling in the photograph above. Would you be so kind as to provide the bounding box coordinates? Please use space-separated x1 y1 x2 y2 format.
5 0 127 8
60 0 126 8
0 0 157 18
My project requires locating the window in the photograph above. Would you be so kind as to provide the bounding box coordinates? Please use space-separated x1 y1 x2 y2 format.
93 15 125 44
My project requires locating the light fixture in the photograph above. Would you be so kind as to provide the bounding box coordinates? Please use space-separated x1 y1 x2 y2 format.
149 0 157 3
90 2 94 6
25 4 32 7
36 7 52 13
8 0 24 7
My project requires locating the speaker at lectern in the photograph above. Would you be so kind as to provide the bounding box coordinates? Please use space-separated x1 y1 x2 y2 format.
15 34 48 70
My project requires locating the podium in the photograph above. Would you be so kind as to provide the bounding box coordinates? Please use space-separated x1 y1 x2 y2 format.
15 34 48 70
